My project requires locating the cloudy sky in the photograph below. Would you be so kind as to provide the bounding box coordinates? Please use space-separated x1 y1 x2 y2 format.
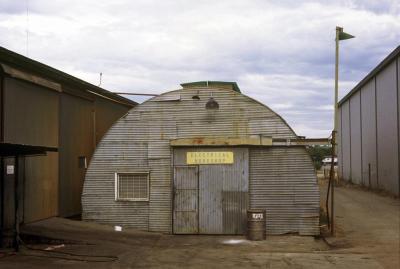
1 0 399 137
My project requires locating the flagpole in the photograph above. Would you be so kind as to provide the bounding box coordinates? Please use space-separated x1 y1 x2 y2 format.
334 27 340 133
330 26 354 236
331 26 340 236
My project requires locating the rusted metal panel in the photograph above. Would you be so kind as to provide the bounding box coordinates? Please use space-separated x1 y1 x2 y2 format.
360 79 377 188
350 91 362 184
376 60 399 194
173 166 198 234
249 147 320 235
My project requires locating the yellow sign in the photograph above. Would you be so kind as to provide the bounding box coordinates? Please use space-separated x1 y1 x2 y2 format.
186 152 234 164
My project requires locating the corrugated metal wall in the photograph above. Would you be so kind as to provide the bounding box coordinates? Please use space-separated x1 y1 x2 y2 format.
249 147 319 235
360 79 377 188
376 61 399 193
83 87 319 234
340 101 351 180
349 91 362 184
337 107 342 178
338 55 399 196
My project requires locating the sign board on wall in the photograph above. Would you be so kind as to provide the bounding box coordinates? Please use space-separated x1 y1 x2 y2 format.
6 165 14 175
186 152 234 164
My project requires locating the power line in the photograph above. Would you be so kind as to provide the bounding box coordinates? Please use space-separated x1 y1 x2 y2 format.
26 0 29 56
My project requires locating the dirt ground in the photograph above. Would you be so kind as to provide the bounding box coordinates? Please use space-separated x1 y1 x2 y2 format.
322 182 400 269
0 183 399 269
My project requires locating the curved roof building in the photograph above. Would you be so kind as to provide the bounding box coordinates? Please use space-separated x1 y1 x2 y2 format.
82 82 320 235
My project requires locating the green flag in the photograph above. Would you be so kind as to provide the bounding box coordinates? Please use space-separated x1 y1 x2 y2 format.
338 31 355 40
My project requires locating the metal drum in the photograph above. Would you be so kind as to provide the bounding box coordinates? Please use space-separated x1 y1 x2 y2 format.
247 209 266 240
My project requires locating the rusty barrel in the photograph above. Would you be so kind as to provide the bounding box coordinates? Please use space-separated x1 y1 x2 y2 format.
247 209 266 240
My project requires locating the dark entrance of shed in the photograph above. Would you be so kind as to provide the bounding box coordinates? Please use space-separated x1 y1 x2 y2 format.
173 147 248 234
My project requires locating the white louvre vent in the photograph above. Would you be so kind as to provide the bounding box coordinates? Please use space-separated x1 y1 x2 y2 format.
115 173 149 201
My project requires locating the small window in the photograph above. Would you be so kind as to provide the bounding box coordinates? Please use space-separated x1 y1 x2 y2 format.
78 156 87 169
115 173 149 201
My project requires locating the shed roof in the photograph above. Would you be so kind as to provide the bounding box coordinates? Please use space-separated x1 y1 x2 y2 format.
0 46 136 107
181 81 241 93
338 45 400 106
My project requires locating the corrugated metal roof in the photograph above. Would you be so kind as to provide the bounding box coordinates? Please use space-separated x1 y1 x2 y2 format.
181 81 241 93
338 45 400 106
0 46 136 107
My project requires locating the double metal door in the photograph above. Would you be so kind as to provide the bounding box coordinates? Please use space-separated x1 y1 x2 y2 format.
173 148 248 234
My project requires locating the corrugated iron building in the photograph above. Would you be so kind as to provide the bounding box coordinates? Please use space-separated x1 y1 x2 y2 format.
0 46 136 232
337 46 400 196
82 81 320 235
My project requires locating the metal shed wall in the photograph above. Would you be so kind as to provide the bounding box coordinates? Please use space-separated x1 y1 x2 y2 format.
349 91 362 184
58 92 95 217
360 79 377 188
376 60 399 193
249 147 319 235
3 77 59 222
0 59 135 223
94 97 131 145
82 87 319 234
338 52 399 196
340 101 351 180
337 108 343 179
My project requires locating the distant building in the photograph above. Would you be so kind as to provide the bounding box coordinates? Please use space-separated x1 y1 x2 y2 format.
321 156 338 179
338 46 400 196
0 46 136 245
322 157 337 166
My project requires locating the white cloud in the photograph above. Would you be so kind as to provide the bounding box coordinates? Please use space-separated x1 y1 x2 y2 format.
0 0 399 137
